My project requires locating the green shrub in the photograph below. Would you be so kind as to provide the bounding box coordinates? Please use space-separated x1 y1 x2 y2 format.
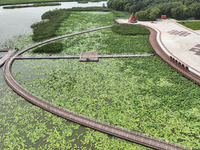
111 24 150 35
33 42 63 54
65 7 111 11
31 9 70 42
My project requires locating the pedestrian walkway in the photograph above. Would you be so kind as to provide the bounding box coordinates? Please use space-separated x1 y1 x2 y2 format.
0 49 17 67
16 53 156 60
115 19 200 77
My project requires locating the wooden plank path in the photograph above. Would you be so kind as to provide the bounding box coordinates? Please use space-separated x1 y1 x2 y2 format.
16 55 80 59
3 26 193 150
0 49 10 52
98 53 156 58
79 52 98 62
16 53 156 60
0 49 17 67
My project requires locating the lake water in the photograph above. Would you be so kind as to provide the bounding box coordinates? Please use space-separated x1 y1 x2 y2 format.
0 1 107 48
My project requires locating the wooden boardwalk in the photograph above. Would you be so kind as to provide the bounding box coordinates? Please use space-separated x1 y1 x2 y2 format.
98 53 156 58
0 49 10 52
0 49 17 67
79 52 99 62
16 53 156 60
3 26 194 150
16 55 80 59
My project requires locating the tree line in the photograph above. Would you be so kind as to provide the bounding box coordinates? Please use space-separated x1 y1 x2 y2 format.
107 0 200 20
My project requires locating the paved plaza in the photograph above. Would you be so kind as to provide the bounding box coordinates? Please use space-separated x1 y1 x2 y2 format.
116 19 200 76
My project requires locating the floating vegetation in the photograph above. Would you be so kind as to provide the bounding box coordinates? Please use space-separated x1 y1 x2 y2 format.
55 11 115 35
23 11 153 56
0 34 34 50
2 9 200 150
12 56 200 149
1 10 153 149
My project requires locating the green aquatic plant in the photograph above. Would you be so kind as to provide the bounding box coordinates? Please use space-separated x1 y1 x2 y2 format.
12 56 200 149
32 42 63 54
23 12 153 56
1 10 155 150
2 9 199 150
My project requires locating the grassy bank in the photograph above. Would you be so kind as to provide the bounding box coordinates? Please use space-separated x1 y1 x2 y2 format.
3 2 61 9
0 0 102 6
178 21 200 30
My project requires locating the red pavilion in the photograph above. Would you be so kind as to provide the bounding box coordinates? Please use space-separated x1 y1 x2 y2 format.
128 14 137 23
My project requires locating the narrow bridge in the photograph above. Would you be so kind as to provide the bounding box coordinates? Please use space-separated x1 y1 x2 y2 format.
0 49 17 67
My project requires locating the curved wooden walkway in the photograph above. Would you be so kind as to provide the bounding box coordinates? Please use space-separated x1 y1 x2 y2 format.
0 49 17 67
0 49 10 52
3 25 193 150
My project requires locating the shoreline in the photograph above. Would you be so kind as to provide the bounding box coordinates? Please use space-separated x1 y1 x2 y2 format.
0 0 103 6
3 3 61 9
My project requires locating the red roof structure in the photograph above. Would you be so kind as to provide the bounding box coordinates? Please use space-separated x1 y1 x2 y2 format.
161 15 167 19
128 14 137 23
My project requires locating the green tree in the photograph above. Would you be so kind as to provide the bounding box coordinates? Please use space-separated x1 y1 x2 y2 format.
125 3 131 12
188 3 200 19
129 5 137 13
171 4 187 19
185 0 200 6
149 8 161 21
135 11 148 21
